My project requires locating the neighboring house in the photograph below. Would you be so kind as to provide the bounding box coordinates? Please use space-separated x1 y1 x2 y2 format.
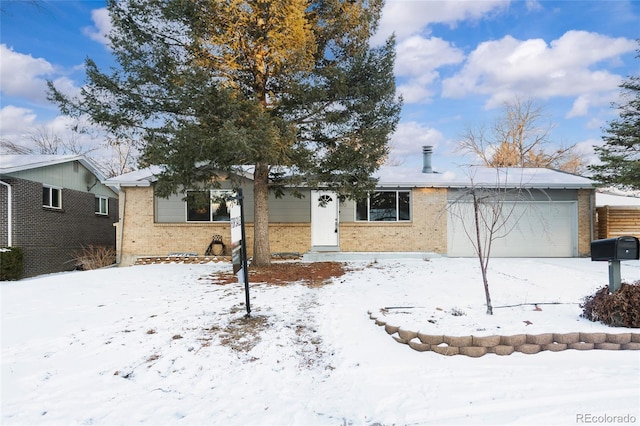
0 155 119 277
104 148 595 265
596 188 640 207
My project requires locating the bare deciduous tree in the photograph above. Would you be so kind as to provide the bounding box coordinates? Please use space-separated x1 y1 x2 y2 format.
447 169 534 315
0 139 32 155
458 97 587 174
0 126 95 156
1 125 139 178
101 136 140 178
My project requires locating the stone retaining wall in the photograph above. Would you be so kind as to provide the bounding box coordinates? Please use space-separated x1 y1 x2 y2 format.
134 256 229 265
369 311 640 357
133 253 300 265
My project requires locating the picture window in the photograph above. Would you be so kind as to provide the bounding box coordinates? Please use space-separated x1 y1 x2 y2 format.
186 190 233 222
356 190 410 222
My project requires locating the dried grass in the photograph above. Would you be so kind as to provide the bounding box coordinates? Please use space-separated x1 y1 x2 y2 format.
71 245 116 270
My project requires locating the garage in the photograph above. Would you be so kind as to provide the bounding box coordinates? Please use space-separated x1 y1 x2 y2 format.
447 200 579 258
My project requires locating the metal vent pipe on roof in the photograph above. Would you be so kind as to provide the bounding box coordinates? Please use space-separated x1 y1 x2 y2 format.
422 145 433 173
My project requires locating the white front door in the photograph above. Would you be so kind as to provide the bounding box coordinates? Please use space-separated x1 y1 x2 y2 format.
311 190 339 249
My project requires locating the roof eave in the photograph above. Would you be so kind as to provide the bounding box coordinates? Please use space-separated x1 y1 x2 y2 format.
102 180 153 187
376 182 595 190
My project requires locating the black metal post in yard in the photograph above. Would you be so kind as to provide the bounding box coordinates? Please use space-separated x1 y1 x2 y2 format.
237 188 251 316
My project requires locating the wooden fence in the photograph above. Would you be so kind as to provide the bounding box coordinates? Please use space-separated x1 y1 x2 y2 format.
596 206 640 239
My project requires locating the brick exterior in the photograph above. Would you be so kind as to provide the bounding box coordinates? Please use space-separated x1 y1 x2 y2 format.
0 183 7 246
117 186 312 265
118 186 449 264
116 185 593 265
0 177 118 277
340 188 448 252
577 188 595 256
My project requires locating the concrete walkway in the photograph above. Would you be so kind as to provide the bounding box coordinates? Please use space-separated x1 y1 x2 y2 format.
302 251 441 262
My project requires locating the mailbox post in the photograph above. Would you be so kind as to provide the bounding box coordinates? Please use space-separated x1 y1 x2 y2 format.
608 260 622 293
590 236 639 292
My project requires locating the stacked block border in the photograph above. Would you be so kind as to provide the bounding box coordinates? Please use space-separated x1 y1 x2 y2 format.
369 311 640 357
134 256 229 265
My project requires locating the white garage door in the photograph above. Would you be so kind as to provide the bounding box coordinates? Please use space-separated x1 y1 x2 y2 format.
447 201 578 257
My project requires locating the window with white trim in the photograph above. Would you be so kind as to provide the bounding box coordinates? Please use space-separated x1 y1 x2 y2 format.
95 196 108 215
43 185 62 209
186 190 233 222
356 190 411 222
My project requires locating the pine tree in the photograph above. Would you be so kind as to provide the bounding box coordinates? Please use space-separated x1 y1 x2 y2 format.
48 0 401 266
589 44 640 190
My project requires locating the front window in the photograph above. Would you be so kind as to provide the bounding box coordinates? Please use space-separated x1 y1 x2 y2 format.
356 190 410 222
43 185 62 209
186 190 232 222
95 196 108 215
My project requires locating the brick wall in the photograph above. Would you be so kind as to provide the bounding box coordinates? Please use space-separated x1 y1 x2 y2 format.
340 188 448 253
118 186 313 265
1 177 118 277
118 185 589 264
0 182 8 246
118 186 448 264
577 189 594 256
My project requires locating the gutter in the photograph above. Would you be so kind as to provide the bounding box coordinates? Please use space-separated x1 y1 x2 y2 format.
0 180 12 246
590 190 595 242
116 187 125 264
376 182 595 190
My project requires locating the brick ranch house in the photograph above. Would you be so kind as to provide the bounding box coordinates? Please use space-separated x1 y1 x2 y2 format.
0 155 119 277
104 148 595 266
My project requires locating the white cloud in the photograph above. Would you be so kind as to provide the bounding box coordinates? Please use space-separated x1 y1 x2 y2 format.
395 36 464 77
586 116 605 130
83 8 112 48
373 0 509 44
0 44 83 109
397 75 437 104
566 92 613 119
441 31 636 114
47 115 78 135
387 121 445 165
0 106 37 135
395 36 464 104
0 44 54 103
574 138 602 166
50 76 83 99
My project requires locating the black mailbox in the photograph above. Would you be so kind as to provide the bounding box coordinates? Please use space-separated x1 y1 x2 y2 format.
591 236 639 261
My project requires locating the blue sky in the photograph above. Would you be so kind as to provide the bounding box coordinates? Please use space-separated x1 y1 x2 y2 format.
1 0 638 173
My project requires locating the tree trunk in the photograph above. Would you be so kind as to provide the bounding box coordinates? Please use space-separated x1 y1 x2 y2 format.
481 262 493 315
472 192 493 315
252 162 271 266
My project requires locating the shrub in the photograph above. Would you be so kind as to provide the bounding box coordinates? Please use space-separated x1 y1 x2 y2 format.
580 281 640 328
71 245 116 270
0 247 24 280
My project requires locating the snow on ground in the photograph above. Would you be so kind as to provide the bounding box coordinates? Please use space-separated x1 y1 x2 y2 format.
1 257 639 425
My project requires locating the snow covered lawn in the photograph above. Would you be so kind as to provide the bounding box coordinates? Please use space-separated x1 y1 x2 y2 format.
2 257 639 425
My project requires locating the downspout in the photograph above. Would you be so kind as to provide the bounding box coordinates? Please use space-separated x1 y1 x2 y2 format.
589 189 595 242
116 187 125 264
0 180 12 246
